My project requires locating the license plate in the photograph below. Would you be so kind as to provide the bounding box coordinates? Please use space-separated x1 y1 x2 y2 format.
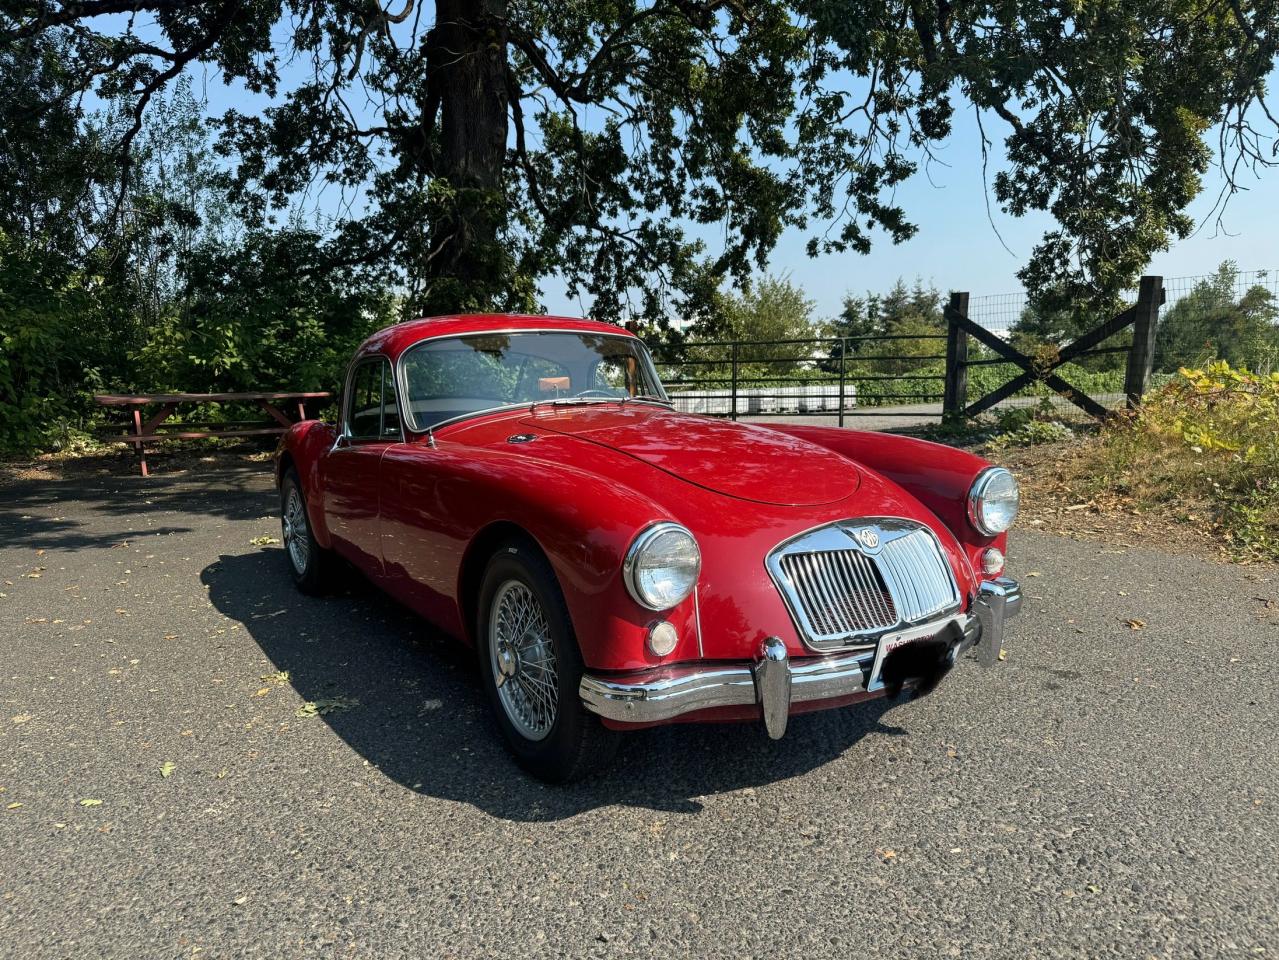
866 616 961 693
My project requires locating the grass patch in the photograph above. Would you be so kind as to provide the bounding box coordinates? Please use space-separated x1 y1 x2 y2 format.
1033 362 1279 562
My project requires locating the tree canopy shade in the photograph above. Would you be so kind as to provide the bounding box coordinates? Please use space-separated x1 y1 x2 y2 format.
3 1 1279 325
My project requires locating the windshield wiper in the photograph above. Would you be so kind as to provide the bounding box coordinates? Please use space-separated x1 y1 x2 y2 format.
527 394 673 413
622 394 674 407
527 397 613 412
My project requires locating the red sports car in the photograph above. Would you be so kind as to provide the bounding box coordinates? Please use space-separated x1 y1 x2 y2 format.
276 314 1022 781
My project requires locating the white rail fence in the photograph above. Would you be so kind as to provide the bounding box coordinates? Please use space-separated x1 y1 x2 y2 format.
668 384 858 416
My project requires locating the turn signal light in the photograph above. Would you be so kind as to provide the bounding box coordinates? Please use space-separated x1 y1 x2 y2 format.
648 620 679 657
981 547 1005 575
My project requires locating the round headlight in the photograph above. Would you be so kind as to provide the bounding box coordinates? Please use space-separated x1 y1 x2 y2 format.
968 467 1020 535
624 522 701 611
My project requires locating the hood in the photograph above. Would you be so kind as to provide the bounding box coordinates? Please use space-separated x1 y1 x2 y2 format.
519 406 859 506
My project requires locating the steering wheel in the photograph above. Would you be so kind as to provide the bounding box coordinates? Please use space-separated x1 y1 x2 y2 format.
571 389 620 399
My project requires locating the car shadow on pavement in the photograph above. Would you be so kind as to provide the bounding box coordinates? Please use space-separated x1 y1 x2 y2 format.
203 549 908 822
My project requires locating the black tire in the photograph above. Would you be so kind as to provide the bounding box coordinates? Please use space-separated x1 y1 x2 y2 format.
279 468 336 595
477 538 619 783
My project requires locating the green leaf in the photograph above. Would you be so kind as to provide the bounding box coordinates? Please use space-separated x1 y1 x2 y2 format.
158 761 176 779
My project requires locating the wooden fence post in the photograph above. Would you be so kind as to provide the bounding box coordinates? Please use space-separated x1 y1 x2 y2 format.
1125 275 1163 408
943 292 970 421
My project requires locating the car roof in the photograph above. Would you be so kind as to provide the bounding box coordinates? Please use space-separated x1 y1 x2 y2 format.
354 314 638 363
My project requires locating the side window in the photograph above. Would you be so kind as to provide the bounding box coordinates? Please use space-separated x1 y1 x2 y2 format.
347 361 383 439
380 361 402 438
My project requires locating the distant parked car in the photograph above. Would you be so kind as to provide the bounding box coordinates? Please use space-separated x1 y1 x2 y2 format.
276 314 1022 781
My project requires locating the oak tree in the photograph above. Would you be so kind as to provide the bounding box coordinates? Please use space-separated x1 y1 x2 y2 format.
4 1 1278 322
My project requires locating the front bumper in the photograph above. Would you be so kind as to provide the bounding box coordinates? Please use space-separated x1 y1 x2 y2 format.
579 576 1022 739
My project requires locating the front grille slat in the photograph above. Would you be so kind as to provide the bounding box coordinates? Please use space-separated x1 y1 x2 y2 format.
807 554 839 632
770 520 960 650
833 551 878 630
843 549 893 626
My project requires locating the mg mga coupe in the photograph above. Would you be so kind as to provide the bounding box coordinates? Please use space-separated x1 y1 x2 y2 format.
276 315 1022 781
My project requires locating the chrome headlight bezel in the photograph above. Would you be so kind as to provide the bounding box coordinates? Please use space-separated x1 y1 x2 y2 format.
623 522 701 611
967 466 1020 536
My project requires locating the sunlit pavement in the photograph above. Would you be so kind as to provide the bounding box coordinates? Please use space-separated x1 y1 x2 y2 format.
2 465 1276 958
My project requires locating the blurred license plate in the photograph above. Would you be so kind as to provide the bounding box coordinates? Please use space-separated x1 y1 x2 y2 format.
866 617 958 693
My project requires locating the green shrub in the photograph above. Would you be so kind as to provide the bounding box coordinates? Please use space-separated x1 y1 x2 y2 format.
989 419 1075 449
1091 361 1279 560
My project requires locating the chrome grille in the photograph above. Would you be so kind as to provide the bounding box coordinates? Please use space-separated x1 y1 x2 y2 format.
778 551 897 636
767 519 961 651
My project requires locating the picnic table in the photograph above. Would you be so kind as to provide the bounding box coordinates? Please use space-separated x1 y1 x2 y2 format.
95 391 332 477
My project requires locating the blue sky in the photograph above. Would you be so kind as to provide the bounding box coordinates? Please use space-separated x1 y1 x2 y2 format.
543 102 1279 321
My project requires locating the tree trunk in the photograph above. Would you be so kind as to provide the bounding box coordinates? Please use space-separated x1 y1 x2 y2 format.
426 0 509 311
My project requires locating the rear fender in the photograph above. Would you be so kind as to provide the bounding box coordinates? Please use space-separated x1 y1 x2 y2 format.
276 421 338 549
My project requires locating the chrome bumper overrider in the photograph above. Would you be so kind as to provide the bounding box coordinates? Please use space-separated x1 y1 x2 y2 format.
579 576 1022 739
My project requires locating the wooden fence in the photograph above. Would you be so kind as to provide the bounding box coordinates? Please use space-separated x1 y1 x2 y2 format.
653 275 1167 426
942 275 1165 422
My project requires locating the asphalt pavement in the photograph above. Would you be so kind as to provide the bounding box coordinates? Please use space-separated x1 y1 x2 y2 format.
1 463 1276 959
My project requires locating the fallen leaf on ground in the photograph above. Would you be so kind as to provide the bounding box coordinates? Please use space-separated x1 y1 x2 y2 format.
158 761 175 779
1124 618 1146 630
295 696 359 718
6 802 22 810
78 798 102 807
249 536 280 546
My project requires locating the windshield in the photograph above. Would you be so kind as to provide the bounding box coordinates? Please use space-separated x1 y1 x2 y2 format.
398 331 668 431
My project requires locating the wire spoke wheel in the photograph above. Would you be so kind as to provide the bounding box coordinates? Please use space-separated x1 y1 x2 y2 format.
282 487 310 574
489 579 559 742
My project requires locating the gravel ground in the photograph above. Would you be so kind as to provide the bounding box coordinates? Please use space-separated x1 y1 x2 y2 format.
1 464 1277 959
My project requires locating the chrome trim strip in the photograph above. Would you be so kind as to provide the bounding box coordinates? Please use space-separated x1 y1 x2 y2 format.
693 586 704 658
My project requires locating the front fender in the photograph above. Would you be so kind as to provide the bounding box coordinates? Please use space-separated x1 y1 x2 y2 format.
380 443 697 672
762 425 1009 575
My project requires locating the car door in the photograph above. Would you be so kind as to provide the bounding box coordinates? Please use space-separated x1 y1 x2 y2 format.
323 357 402 576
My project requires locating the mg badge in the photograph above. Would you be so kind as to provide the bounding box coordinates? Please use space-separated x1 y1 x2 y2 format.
853 527 880 550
